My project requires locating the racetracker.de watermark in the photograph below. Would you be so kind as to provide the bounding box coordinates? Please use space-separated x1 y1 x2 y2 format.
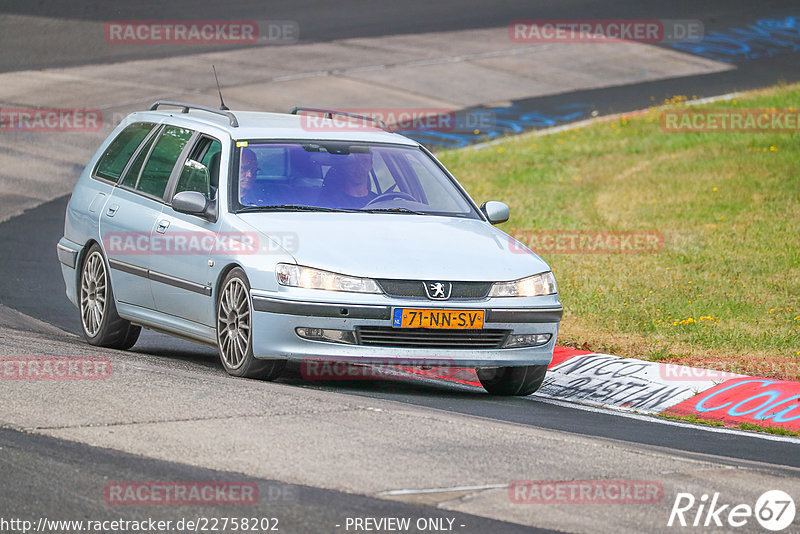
661 109 800 133
509 19 703 43
0 108 102 132
660 360 800 382
104 482 258 506
103 231 298 255
0 356 111 380
659 364 743 382
509 480 663 504
104 20 299 44
297 108 495 133
300 359 459 381
511 231 663 254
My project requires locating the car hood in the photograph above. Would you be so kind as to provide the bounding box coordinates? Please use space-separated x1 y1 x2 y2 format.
236 212 550 281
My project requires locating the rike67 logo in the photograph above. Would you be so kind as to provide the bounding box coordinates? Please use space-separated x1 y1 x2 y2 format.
668 490 796 531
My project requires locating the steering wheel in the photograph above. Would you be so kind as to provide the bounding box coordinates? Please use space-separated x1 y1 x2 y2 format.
365 191 416 206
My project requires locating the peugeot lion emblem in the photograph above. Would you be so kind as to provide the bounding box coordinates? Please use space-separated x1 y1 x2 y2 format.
425 281 452 300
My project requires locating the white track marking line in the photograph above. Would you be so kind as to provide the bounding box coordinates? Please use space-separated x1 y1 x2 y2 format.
377 483 509 496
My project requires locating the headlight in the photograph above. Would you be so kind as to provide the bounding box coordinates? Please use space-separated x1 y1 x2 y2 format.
489 272 557 297
276 264 381 294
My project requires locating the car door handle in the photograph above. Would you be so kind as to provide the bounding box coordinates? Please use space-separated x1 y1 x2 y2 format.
156 220 170 234
106 204 119 217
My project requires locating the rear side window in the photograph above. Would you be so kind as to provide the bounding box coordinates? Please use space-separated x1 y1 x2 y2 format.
136 126 193 198
94 123 155 182
119 129 158 189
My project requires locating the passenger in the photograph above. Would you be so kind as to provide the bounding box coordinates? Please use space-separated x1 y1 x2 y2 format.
322 153 377 209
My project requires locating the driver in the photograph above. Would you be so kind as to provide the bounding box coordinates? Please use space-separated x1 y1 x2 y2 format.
238 148 267 206
323 153 377 209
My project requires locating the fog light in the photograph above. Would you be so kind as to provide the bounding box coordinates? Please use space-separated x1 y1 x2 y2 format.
503 333 551 348
296 327 357 345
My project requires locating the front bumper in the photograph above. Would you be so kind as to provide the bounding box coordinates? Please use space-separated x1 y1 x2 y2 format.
250 292 562 367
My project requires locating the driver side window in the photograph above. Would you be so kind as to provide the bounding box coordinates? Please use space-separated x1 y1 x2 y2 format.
174 136 222 200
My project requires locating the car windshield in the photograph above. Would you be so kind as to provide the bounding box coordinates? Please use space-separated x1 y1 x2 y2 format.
233 142 479 218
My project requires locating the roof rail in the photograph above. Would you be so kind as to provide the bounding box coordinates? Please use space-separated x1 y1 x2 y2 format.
149 101 239 127
289 106 392 133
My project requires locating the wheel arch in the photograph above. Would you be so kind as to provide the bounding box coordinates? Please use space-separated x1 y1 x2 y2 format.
75 239 101 291
214 262 248 305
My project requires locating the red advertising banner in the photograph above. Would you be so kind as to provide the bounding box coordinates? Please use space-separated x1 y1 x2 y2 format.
664 377 800 430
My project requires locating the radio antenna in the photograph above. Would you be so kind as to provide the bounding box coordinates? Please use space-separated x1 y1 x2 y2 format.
212 65 229 111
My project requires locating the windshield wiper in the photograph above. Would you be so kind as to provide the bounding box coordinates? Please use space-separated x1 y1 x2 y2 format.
238 205 427 215
237 204 360 213
363 207 426 215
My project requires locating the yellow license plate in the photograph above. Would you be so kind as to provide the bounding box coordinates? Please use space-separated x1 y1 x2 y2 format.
392 308 484 329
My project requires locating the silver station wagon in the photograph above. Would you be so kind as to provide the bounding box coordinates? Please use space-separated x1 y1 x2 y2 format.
57 102 562 395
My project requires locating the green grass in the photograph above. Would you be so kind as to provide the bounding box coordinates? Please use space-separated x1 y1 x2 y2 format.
659 413 725 427
439 84 800 377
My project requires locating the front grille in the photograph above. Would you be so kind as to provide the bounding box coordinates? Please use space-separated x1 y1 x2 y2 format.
356 327 509 349
376 279 492 300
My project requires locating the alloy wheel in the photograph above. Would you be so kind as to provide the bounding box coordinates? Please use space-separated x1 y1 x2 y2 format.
217 277 251 369
80 251 107 337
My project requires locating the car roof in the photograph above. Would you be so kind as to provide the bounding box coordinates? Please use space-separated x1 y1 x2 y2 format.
127 105 420 147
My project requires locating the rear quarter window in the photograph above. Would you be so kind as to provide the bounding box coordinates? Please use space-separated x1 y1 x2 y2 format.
94 123 155 182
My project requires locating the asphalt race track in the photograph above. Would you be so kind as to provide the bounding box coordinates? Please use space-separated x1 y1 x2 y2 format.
1 0 796 73
1 197 800 469
0 428 544 534
1 1 800 532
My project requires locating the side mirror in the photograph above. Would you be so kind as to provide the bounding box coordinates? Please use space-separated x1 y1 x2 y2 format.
173 191 210 218
481 201 510 225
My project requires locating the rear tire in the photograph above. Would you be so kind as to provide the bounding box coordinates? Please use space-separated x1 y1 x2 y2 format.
216 268 285 380
477 365 547 396
79 244 141 349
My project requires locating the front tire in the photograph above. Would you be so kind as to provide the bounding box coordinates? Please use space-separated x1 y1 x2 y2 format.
79 244 141 349
476 365 547 396
216 268 285 380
